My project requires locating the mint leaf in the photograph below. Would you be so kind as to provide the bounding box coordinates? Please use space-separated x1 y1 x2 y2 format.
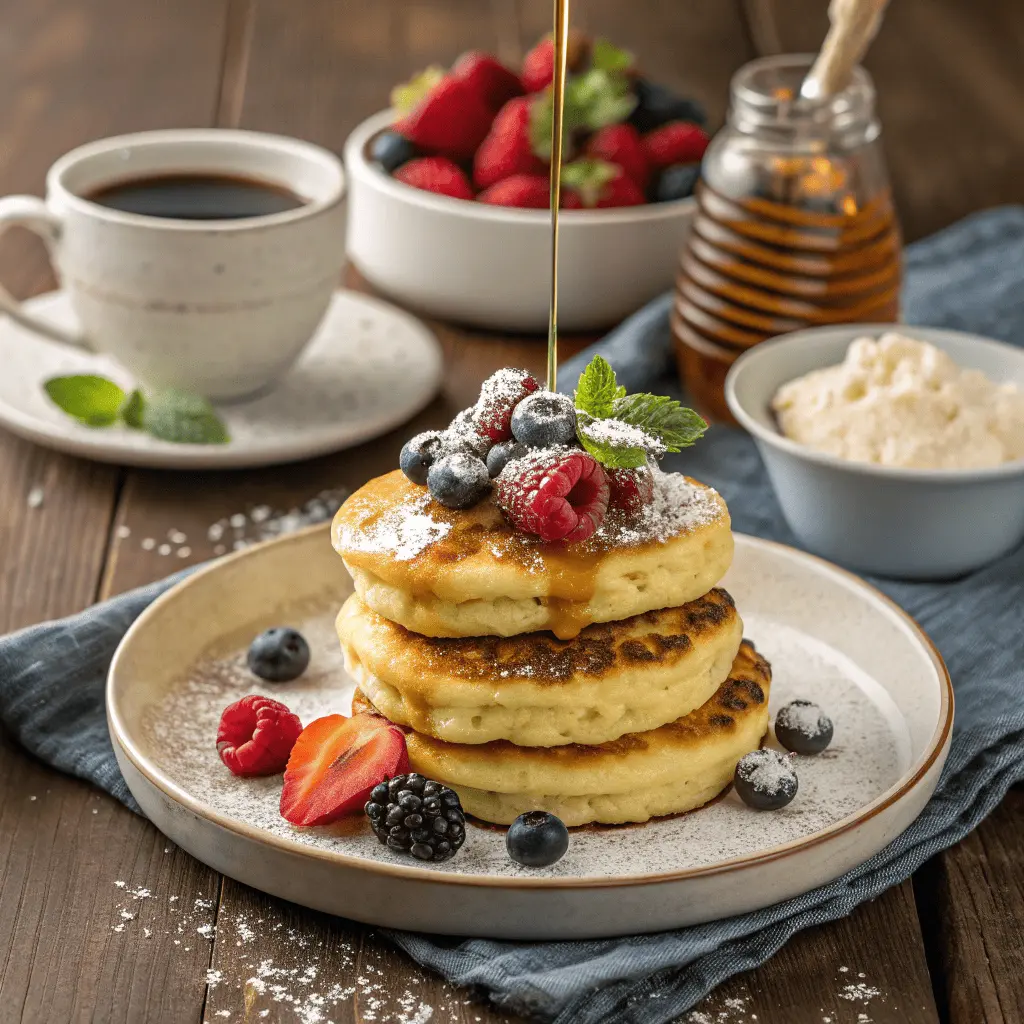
44 375 126 427
120 389 145 429
577 415 649 469
574 356 625 418
142 389 229 445
612 393 708 451
590 38 634 73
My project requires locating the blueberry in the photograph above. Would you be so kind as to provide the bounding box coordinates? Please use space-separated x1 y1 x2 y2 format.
654 163 701 203
510 392 577 447
628 78 707 133
733 749 798 810
506 811 569 867
370 130 418 173
247 627 310 683
486 440 528 478
774 700 834 756
400 430 445 485
445 408 492 458
427 452 490 509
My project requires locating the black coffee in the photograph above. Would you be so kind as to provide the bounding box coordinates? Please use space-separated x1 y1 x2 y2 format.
85 173 306 220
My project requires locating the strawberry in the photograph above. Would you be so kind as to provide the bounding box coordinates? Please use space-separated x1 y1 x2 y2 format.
217 695 302 777
585 123 649 189
607 465 655 513
560 189 584 209
473 368 541 441
477 174 551 208
451 51 523 111
473 97 547 190
561 159 644 208
391 67 493 161
521 31 591 93
394 157 474 200
642 120 709 170
280 713 409 827
495 449 609 544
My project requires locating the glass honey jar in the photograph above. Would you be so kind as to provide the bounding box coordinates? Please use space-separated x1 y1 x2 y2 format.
673 54 901 423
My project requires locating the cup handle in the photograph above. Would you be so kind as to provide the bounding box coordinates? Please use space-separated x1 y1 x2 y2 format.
0 195 89 348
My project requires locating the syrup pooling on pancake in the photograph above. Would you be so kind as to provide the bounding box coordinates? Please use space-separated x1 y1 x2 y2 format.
338 589 744 746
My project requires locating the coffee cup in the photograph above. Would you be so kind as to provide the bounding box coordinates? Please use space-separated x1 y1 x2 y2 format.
0 129 346 401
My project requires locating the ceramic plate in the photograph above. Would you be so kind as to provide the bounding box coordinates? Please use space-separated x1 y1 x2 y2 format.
108 526 952 939
0 290 442 469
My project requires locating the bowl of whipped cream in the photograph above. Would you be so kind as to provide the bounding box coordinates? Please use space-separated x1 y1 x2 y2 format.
725 325 1024 578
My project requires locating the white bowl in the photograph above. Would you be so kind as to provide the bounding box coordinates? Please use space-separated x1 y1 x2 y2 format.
725 324 1024 579
343 110 696 332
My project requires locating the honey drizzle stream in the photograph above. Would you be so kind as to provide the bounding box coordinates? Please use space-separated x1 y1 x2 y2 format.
546 0 571 392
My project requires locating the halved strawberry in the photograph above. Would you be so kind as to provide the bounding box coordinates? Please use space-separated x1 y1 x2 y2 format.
280 713 408 827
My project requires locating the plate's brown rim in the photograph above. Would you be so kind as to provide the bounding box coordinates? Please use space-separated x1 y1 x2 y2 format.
108 526 955 891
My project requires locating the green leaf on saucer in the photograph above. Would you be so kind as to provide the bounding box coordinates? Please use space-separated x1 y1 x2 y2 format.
120 389 145 429
141 389 230 445
43 375 126 427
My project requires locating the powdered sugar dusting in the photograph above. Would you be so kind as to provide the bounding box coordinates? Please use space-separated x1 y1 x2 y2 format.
777 700 832 738
338 492 451 561
736 749 797 796
579 417 666 457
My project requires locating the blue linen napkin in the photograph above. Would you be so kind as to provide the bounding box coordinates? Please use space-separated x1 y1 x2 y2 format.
2 206 1024 1024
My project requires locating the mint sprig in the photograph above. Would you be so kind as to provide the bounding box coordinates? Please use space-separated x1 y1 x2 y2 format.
572 356 707 467
44 375 230 445
612 393 708 450
574 355 625 418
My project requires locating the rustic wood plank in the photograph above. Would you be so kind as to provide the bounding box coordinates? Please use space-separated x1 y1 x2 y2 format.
0 1 231 1022
748 0 1024 241
689 882 939 1023
917 788 1024 1024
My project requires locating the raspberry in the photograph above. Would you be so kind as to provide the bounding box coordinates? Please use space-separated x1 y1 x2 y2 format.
473 368 540 442
217 695 303 777
607 465 655 513
495 449 609 543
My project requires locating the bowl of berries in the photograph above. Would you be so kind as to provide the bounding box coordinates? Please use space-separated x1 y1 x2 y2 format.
344 35 708 332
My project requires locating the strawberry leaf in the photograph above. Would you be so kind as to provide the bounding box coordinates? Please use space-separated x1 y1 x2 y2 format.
390 65 445 117
572 69 637 130
590 38 634 73
561 158 617 207
612 393 708 451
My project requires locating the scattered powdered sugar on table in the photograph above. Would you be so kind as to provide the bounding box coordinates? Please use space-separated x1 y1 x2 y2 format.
144 600 902 881
336 491 451 561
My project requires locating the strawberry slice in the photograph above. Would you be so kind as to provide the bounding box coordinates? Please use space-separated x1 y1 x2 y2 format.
280 713 408 827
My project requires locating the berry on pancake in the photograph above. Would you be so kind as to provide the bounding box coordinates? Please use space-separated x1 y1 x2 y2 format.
607 464 655 512
495 448 609 543
473 367 541 442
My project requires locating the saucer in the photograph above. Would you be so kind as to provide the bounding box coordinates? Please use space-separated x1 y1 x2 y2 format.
0 290 443 469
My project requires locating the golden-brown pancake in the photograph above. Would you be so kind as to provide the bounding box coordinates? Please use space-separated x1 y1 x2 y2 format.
352 640 771 826
338 588 743 746
332 468 733 639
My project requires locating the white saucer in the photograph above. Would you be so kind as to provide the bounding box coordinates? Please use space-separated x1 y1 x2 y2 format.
108 525 952 940
0 290 443 469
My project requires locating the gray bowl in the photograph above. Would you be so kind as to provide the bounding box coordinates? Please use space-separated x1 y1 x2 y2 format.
725 324 1024 579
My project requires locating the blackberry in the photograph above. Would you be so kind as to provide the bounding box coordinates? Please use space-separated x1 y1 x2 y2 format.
364 773 467 862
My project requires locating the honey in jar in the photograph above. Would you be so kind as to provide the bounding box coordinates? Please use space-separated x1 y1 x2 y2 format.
674 55 901 423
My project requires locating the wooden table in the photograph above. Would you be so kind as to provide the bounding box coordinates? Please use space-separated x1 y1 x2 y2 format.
2 2 1023 1022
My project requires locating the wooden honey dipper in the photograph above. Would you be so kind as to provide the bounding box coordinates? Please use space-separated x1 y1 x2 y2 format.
800 0 891 101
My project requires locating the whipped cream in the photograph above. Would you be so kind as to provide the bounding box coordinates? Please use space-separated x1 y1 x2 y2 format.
772 332 1024 469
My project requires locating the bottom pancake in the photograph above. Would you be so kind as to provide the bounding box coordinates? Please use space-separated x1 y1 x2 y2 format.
352 640 771 826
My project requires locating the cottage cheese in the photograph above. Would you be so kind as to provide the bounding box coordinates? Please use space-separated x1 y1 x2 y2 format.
772 332 1024 469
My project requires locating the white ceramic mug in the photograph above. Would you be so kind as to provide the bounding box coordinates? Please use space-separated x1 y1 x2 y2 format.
0 129 346 400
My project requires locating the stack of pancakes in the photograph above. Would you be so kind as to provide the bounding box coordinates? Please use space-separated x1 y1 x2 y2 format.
332 468 771 826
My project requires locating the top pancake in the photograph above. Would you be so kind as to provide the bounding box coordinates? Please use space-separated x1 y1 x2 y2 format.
332 468 733 639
